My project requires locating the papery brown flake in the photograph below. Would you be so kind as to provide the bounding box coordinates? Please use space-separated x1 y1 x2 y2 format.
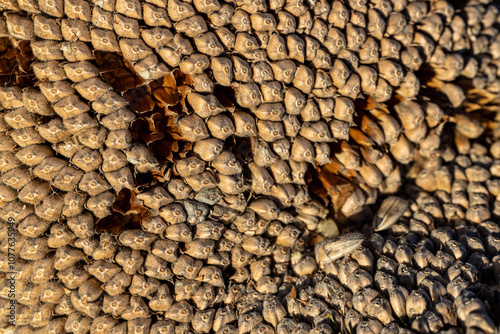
96 188 150 234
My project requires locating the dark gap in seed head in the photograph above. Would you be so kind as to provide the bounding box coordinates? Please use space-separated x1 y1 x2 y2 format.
96 188 149 234
0 38 36 88
232 137 253 164
94 51 145 92
134 170 163 188
307 165 330 207
213 84 236 110
124 85 157 113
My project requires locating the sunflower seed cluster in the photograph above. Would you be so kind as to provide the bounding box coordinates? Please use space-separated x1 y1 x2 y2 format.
242 142 500 334
0 0 500 332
